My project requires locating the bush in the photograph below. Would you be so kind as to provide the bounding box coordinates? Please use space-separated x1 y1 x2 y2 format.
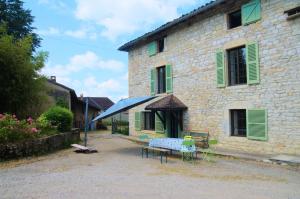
36 114 57 136
42 106 73 132
55 97 69 109
0 114 38 144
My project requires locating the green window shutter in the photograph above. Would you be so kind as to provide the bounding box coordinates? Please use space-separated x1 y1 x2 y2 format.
247 109 267 141
216 50 225 87
242 0 261 25
135 112 141 131
155 111 164 133
150 68 156 96
148 41 157 56
246 42 260 84
165 64 173 93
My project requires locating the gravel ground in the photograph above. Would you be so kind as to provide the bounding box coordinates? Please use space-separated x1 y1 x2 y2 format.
0 131 300 199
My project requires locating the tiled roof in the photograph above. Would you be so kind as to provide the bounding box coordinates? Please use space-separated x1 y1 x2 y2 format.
118 0 225 51
81 97 114 111
47 79 78 100
145 95 187 111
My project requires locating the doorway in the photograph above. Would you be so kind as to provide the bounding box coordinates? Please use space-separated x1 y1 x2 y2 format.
168 111 182 138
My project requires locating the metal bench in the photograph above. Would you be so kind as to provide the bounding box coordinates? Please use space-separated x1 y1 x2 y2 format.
185 132 209 148
142 146 169 164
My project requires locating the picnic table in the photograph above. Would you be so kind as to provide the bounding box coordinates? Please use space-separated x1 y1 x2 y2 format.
149 138 198 159
149 138 184 151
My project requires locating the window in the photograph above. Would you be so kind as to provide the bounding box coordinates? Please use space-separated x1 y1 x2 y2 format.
227 1 261 28
230 109 246 137
157 66 166 94
158 38 165 52
227 46 247 86
147 37 166 56
228 10 242 29
150 65 172 95
144 112 155 130
284 6 300 20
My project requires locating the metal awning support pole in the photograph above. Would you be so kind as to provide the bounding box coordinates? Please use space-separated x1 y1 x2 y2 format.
119 113 122 133
111 117 113 134
84 98 89 147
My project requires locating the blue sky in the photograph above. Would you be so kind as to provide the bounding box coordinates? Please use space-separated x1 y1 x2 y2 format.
24 0 210 102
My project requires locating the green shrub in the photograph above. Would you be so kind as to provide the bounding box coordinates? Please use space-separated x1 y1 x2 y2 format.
55 97 69 109
42 106 73 132
0 114 38 144
37 114 51 129
36 114 57 135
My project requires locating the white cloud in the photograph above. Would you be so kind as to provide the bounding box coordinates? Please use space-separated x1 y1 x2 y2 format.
84 76 121 91
36 26 98 40
80 76 127 102
42 52 127 101
42 51 125 77
74 0 199 40
64 26 98 40
65 29 87 39
36 27 60 36
51 75 126 102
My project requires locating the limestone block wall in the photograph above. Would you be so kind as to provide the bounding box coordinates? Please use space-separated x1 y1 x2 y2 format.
127 0 300 155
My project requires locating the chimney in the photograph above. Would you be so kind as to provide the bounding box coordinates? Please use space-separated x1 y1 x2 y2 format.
50 76 56 82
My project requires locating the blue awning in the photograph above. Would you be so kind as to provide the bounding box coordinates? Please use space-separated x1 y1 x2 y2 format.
92 96 156 121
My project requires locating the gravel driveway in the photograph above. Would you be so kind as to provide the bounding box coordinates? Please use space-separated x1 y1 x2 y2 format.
1 131 299 199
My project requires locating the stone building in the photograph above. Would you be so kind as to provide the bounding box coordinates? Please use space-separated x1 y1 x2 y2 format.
119 0 300 155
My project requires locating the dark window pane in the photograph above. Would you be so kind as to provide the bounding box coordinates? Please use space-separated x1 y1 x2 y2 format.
228 10 242 29
228 46 247 86
144 112 155 130
158 38 164 52
230 109 246 137
157 66 166 94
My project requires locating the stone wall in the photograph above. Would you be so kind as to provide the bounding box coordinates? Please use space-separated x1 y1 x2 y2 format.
47 81 72 111
0 129 80 161
127 0 300 155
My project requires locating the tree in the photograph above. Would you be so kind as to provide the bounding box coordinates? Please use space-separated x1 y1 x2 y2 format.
0 26 48 118
0 0 41 51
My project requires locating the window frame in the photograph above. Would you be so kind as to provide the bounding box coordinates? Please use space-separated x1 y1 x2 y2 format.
284 6 300 20
230 109 247 137
227 9 242 29
157 37 165 53
156 65 166 94
226 45 247 86
143 111 155 131
148 36 166 56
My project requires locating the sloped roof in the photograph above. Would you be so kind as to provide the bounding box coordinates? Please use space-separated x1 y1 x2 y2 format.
118 0 226 51
81 97 114 111
145 95 187 111
47 79 77 101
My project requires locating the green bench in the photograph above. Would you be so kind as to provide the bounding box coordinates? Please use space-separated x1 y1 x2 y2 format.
184 132 209 159
185 132 209 148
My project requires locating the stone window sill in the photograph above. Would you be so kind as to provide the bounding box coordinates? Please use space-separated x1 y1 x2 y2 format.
225 84 248 90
